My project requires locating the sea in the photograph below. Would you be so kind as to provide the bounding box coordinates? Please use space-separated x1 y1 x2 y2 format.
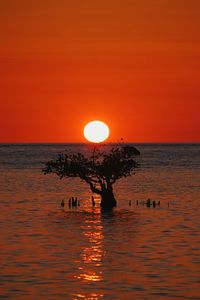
0 143 200 300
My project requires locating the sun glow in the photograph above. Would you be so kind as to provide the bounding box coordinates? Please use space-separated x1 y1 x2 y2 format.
84 120 109 143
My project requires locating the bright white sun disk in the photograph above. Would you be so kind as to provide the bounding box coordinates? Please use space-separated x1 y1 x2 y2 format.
84 120 109 143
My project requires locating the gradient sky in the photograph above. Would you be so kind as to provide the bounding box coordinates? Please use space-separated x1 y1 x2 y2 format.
0 0 200 142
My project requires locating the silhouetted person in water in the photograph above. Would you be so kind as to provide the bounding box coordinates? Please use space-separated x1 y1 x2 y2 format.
136 200 139 206
68 198 71 208
129 200 132 206
157 201 160 206
92 196 95 207
152 200 156 208
61 200 65 207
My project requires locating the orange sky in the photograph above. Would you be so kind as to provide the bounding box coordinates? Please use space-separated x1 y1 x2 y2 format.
0 0 199 142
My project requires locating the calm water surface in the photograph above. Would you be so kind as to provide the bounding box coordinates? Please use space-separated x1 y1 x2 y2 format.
0 144 200 299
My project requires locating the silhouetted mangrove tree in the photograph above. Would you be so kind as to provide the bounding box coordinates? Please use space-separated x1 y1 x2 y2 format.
43 144 140 210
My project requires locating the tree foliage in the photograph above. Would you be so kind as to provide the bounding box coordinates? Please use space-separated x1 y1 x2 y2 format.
43 145 140 199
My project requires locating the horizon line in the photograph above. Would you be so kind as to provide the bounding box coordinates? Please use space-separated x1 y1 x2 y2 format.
0 141 199 145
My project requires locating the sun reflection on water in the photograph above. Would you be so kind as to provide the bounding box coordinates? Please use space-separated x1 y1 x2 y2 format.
76 271 102 282
72 293 103 300
74 209 104 291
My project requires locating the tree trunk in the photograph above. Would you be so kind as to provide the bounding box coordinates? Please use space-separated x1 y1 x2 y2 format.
100 188 117 211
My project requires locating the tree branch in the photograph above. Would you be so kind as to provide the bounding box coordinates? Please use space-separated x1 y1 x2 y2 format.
82 176 102 195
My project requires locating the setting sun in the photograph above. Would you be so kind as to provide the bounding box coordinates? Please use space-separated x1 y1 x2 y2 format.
84 120 109 143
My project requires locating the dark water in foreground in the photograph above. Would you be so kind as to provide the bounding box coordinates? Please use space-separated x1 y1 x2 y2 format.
0 143 200 299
